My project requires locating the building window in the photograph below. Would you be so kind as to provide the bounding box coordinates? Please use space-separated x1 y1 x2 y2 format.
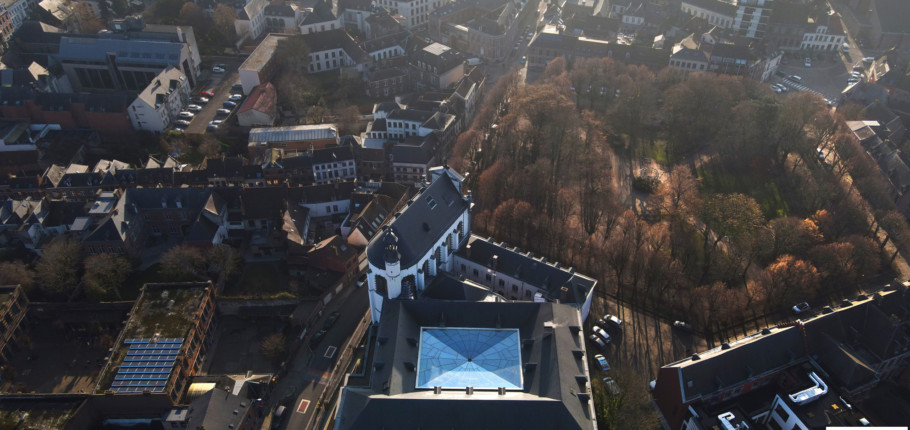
485 274 491 282
473 269 479 277
512 285 518 292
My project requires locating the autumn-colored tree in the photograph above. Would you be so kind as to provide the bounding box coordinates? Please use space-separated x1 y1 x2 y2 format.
755 255 820 311
83 254 133 300
35 237 82 296
178 2 208 32
275 35 312 73
71 3 105 33
334 105 362 136
653 164 701 220
213 4 238 42
0 261 35 290
767 216 822 260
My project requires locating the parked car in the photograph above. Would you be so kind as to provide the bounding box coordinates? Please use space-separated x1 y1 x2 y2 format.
201 90 215 97
186 104 202 112
600 314 623 331
191 96 209 104
178 111 194 119
771 84 782 93
862 56 875 64
602 377 621 395
594 354 610 371
214 63 227 69
309 329 327 347
853 63 865 71
357 274 367 288
792 302 810 313
322 311 341 330
222 100 237 108
520 55 526 65
788 74 802 82
212 66 226 73
175 119 191 127
231 83 244 94
589 334 607 350
216 108 232 116
804 57 812 67
592 326 611 343
207 120 223 131
672 321 693 332
228 94 243 102
841 42 849 52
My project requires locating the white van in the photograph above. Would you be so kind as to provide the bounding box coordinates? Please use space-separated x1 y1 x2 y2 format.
842 42 849 52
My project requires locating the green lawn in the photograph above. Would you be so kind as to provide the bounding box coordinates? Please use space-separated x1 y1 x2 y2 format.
697 163 790 219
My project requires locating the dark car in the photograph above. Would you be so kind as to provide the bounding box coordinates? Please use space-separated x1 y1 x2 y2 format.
223 100 237 109
322 311 341 330
309 329 327 348
231 83 244 94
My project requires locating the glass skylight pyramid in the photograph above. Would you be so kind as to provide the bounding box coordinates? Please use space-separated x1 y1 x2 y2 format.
416 327 522 390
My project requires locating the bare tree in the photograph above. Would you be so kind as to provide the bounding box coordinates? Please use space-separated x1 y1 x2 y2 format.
83 254 133 300
35 237 82 297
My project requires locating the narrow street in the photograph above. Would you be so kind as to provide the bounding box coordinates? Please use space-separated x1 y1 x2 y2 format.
268 279 370 430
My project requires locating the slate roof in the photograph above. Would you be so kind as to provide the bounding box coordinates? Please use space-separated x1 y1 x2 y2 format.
240 186 288 220
873 0 910 35
184 388 251 430
421 272 497 301
301 29 370 63
350 194 396 242
288 181 355 204
312 145 354 164
134 66 187 108
390 134 438 165
655 288 910 410
366 172 469 269
680 0 735 16
335 300 595 430
457 235 597 304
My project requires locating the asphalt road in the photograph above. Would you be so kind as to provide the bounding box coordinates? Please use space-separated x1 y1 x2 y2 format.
276 280 370 430
184 56 245 135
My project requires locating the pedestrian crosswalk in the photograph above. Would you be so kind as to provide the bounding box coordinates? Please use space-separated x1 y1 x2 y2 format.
780 79 823 96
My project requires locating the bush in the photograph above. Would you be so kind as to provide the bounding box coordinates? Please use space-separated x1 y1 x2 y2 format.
632 176 660 194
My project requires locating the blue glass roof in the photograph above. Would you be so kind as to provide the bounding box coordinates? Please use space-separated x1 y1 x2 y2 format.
416 327 522 390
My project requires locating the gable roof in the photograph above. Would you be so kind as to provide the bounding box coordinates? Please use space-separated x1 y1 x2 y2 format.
366 173 469 269
238 82 277 115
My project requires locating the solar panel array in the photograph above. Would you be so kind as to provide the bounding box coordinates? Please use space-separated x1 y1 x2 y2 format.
110 338 183 393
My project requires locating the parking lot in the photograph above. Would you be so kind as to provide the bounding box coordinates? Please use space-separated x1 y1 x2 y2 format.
586 295 708 382
183 56 246 135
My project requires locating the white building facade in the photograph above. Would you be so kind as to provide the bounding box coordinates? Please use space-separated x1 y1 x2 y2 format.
127 67 191 133
366 167 470 323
